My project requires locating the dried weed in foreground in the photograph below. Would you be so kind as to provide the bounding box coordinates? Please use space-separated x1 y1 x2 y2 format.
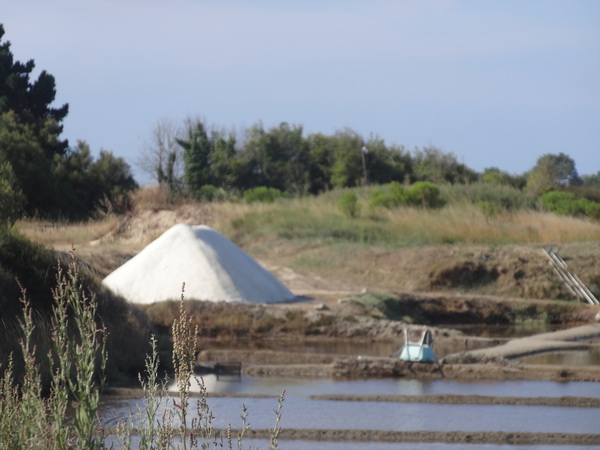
117 284 285 449
0 263 285 449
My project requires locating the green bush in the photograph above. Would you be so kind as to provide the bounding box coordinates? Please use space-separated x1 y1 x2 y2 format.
584 200 600 220
194 184 229 202
369 181 406 209
539 191 585 216
243 186 285 203
370 181 443 209
406 181 444 208
441 181 534 211
338 192 360 218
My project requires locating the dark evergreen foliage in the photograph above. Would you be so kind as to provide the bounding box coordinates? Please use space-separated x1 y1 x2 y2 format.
0 24 137 220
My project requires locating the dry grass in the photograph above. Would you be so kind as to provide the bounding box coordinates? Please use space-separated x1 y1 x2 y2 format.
215 196 600 248
16 215 121 250
382 206 600 245
16 186 600 304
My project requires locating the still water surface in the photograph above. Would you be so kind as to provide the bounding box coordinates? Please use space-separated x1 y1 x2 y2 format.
101 324 599 448
100 375 600 434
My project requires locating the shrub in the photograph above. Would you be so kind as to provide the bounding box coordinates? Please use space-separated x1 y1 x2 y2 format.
338 192 360 218
244 186 285 203
441 181 534 211
369 188 388 208
539 191 585 216
369 181 406 209
584 200 600 220
406 181 444 208
195 184 218 201
194 184 229 202
370 181 444 209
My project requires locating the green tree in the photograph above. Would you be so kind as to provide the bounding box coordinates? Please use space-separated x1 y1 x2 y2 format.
481 167 510 185
89 149 138 210
179 119 214 194
329 129 365 188
305 133 334 194
582 171 600 188
413 146 477 184
53 141 137 217
0 111 57 214
526 152 581 195
53 140 95 215
0 24 69 217
363 135 413 185
241 122 309 194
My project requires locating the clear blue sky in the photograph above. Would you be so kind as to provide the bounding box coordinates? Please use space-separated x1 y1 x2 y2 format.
5 0 600 183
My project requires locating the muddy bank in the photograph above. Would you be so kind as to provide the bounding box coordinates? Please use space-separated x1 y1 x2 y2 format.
100 424 600 446
242 359 600 382
310 393 600 407
194 324 600 382
231 429 600 445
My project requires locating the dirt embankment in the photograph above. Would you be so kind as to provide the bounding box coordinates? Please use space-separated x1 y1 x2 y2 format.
233 429 600 446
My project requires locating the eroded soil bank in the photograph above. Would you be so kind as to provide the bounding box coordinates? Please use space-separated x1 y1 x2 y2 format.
232 429 600 446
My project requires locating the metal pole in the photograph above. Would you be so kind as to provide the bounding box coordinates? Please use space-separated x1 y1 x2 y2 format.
361 146 368 186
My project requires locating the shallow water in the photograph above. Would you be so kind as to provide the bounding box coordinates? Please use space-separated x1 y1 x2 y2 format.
100 376 600 433
188 373 600 398
521 348 600 365
101 394 598 433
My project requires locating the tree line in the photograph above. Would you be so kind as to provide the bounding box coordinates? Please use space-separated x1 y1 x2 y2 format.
2 22 600 226
141 117 600 202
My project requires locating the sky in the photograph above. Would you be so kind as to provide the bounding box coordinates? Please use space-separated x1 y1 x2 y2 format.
4 0 600 184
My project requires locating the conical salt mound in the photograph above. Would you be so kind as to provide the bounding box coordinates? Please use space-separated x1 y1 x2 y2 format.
102 224 296 304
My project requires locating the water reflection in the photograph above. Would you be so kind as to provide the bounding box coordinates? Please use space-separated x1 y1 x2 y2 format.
175 374 600 399
521 348 600 365
100 394 598 434
100 376 600 448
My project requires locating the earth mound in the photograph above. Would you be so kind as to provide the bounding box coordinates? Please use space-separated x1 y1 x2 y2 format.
102 224 296 304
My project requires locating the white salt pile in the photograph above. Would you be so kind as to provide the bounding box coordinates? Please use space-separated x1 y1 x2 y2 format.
102 224 296 304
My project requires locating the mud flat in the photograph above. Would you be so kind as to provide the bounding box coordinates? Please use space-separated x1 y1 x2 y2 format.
242 358 600 382
233 429 600 446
